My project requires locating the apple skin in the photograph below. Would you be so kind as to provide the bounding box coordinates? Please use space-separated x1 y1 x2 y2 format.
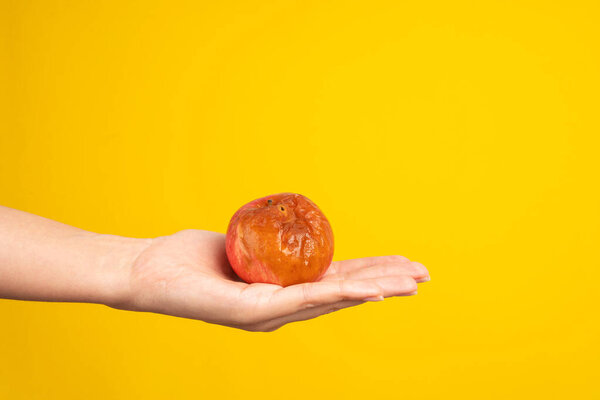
225 193 334 287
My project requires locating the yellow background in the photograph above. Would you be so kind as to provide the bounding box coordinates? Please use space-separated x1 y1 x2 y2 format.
1 1 599 399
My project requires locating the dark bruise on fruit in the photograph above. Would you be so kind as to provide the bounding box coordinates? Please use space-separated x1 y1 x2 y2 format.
225 193 334 286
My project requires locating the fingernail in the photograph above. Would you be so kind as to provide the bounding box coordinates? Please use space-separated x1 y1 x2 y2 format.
364 295 385 302
421 276 431 282
408 291 418 296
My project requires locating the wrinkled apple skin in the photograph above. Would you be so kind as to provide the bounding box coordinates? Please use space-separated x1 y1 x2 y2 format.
225 193 334 287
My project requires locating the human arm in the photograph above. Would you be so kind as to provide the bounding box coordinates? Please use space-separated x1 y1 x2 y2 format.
0 206 430 331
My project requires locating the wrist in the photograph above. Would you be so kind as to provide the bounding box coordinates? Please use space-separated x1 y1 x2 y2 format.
91 234 153 308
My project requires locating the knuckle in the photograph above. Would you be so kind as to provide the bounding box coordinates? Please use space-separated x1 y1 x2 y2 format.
301 284 315 308
336 280 345 298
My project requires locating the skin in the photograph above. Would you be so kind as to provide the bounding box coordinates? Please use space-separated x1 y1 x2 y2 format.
0 205 430 332
226 193 335 287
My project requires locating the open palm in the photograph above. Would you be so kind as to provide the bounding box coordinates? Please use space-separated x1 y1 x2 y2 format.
124 229 429 331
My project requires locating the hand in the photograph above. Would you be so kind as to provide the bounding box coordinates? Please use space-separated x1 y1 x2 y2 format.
120 229 430 331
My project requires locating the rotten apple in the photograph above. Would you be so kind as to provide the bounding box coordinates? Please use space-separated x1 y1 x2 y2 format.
225 193 334 287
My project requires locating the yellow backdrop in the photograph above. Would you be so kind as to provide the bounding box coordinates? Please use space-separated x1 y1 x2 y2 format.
1 1 599 399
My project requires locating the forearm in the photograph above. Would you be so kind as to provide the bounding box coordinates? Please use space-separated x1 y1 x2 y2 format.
0 205 149 306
